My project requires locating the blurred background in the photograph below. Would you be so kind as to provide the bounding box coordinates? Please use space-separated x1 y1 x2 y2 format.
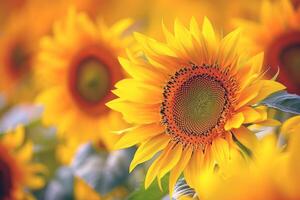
0 0 299 199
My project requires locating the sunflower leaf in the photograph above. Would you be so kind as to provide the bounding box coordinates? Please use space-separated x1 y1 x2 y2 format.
43 167 75 200
71 143 134 195
260 91 300 114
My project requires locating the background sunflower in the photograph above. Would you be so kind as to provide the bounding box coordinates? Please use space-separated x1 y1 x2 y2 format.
35 8 131 163
0 126 45 199
235 0 300 94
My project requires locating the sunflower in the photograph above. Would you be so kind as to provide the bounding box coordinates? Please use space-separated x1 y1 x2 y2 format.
0 0 104 102
235 0 300 94
192 116 300 200
35 9 131 158
0 125 45 200
107 17 286 193
0 13 34 101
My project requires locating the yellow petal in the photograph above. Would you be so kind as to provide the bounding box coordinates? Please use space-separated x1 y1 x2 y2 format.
26 175 45 189
157 143 183 181
13 125 25 147
184 149 204 188
162 20 179 49
189 17 201 41
239 106 261 124
254 106 268 122
134 32 176 57
2 125 25 149
255 119 281 127
211 137 230 164
174 19 193 51
115 124 165 149
144 143 174 189
113 79 162 104
147 37 177 57
261 0 272 24
281 116 300 136
218 28 240 68
17 141 33 162
236 54 262 92
29 163 48 174
233 126 257 150
169 146 193 196
248 80 286 105
247 52 264 75
236 84 260 110
110 18 133 36
225 112 245 131
118 57 166 84
106 99 160 124
202 17 217 48
129 134 170 172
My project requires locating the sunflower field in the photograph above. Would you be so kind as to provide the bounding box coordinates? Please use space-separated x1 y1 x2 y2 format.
0 0 300 199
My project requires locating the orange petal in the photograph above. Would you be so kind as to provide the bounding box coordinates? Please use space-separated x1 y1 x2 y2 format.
239 106 261 124
115 124 165 149
232 126 258 150
225 112 244 131
129 134 170 172
169 146 193 196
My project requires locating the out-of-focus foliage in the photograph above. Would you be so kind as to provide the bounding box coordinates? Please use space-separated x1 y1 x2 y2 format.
261 91 300 114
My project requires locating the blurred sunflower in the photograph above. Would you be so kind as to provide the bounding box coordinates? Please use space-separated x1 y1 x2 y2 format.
107 17 286 193
193 115 300 200
0 126 45 200
236 0 300 94
35 9 131 161
0 0 104 103
0 13 34 102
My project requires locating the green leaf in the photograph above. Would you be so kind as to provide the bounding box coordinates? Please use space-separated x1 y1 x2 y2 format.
128 175 169 200
26 122 59 179
43 167 75 200
72 143 134 195
260 91 300 114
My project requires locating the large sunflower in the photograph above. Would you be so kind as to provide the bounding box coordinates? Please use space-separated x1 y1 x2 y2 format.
107 18 286 193
0 126 45 200
236 0 300 94
35 9 131 152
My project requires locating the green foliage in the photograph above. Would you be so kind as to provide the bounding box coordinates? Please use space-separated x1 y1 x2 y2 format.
72 144 135 195
261 91 300 114
128 175 169 200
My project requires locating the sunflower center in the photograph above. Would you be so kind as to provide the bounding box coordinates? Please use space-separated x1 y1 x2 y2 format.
174 75 226 135
280 44 300 84
75 57 110 103
0 158 13 199
161 64 236 148
8 43 29 75
69 46 123 116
